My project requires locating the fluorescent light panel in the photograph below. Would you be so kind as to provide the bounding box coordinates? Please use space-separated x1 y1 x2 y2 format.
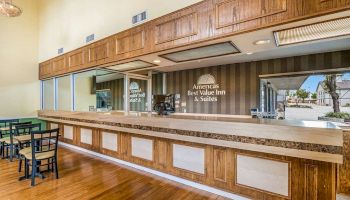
107 60 154 71
159 42 240 62
274 17 350 46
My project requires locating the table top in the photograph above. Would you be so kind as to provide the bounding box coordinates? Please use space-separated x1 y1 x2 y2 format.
0 127 10 132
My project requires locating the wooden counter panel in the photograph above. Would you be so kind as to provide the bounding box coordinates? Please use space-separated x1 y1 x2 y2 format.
46 121 337 200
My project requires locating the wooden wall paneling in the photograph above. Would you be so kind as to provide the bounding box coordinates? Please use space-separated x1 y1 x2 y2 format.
115 29 145 55
45 122 339 199
39 60 53 79
338 130 350 194
86 37 114 67
51 55 68 75
67 47 86 71
305 164 318 200
119 132 131 160
213 148 228 183
73 126 81 146
38 0 350 79
155 11 198 45
215 0 287 29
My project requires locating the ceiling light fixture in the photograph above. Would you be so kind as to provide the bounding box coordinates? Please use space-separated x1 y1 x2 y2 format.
153 59 161 64
246 52 254 55
0 0 22 17
254 39 271 45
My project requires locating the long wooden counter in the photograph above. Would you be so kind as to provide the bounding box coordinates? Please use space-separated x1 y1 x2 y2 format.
38 110 344 200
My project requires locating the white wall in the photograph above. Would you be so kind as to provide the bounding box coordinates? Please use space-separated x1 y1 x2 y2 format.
38 0 202 62
0 0 39 118
0 0 201 118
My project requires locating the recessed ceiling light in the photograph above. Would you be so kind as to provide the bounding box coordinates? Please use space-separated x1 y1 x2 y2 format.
254 39 271 45
246 52 253 55
153 59 161 64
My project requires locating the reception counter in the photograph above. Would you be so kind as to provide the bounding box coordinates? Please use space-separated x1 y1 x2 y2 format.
38 110 345 200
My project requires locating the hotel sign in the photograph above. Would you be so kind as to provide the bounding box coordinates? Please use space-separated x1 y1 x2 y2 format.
130 82 145 103
187 74 226 102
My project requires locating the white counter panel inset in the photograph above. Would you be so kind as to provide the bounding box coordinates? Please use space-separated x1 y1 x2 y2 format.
50 123 59 129
63 125 73 140
81 128 92 145
236 154 289 197
102 132 118 151
173 144 205 174
131 137 153 161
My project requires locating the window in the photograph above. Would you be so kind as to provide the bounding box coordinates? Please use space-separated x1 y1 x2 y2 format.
42 79 55 110
56 75 72 111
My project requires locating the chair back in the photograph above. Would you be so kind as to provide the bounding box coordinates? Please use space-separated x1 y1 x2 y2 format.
31 128 59 159
0 119 19 138
8 122 32 144
0 119 19 128
14 123 41 136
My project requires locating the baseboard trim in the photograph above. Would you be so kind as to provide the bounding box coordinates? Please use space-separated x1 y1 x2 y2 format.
59 142 249 200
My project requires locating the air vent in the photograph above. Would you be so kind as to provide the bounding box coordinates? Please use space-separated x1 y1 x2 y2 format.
159 42 240 62
132 11 147 25
86 34 95 43
106 60 155 72
274 17 350 46
57 48 64 54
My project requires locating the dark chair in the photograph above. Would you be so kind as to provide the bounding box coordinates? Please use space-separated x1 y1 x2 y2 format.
0 122 32 161
15 123 42 172
22 128 59 186
0 119 19 138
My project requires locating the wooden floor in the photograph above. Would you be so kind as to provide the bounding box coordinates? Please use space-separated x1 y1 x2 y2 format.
0 147 228 200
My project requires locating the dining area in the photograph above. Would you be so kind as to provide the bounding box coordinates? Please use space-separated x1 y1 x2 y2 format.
0 119 59 186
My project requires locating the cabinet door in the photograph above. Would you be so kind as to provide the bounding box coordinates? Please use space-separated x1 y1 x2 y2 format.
52 55 68 75
155 12 198 45
67 48 86 71
215 0 287 29
116 30 145 55
39 61 53 80
87 37 115 66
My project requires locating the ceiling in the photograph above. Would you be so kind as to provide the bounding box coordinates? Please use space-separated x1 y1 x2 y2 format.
114 10 350 75
265 76 308 90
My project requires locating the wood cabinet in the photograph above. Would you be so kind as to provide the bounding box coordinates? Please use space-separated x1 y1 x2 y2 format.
215 0 287 29
52 55 68 75
39 0 350 79
86 37 115 67
67 47 86 71
39 61 53 79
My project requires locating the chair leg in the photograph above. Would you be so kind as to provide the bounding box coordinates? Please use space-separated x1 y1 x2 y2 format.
31 160 36 186
25 159 29 179
18 158 22 172
54 157 59 179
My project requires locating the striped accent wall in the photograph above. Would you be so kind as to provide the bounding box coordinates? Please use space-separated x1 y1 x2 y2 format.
164 50 350 115
96 79 124 110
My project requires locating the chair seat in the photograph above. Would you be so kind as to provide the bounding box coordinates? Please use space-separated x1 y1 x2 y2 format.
19 147 32 155
0 137 18 144
24 150 55 160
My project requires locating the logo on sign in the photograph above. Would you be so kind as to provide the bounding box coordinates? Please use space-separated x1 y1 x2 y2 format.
130 82 145 103
188 74 226 102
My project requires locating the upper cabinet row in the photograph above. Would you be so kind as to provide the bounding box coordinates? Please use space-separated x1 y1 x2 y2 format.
39 0 350 79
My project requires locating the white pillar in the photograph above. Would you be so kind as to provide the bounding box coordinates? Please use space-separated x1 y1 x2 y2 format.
162 73 167 95
147 71 153 112
124 74 130 115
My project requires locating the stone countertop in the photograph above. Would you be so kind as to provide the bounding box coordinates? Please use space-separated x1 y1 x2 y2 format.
38 110 344 164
